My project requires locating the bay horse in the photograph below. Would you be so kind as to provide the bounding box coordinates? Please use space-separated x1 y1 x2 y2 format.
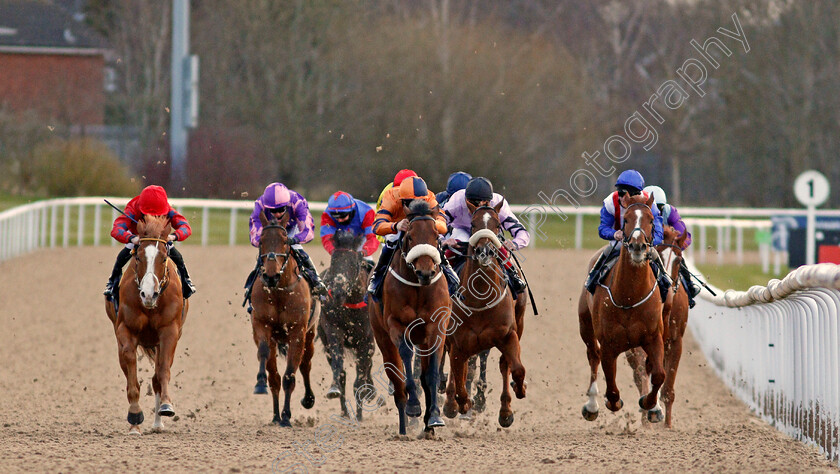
625 225 689 427
443 201 527 427
318 229 376 420
250 212 319 426
369 200 450 436
105 215 189 435
577 193 665 422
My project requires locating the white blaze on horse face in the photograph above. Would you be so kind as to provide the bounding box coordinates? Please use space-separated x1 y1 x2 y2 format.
483 212 491 228
585 381 599 413
140 244 160 303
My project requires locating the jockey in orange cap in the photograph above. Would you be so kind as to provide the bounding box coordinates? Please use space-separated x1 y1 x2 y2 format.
367 175 459 302
104 185 196 301
374 169 418 244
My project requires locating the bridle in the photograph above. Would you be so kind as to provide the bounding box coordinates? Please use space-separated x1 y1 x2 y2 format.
453 206 509 311
389 215 443 287
658 242 683 293
621 202 654 254
258 224 300 291
133 237 171 294
599 202 658 309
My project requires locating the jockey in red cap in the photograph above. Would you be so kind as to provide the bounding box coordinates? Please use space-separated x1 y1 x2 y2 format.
104 185 196 300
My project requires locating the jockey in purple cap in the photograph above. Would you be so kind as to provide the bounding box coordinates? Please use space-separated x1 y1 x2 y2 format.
243 183 327 308
645 185 700 308
584 170 670 302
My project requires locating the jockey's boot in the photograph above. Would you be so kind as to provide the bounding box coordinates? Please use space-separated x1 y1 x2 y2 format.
585 251 608 295
440 249 461 297
292 248 328 297
367 241 398 303
242 258 260 309
104 247 132 298
651 258 671 303
679 262 699 309
168 246 196 299
505 265 527 295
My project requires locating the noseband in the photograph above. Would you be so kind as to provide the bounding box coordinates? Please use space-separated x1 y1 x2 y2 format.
621 202 654 256
389 215 443 287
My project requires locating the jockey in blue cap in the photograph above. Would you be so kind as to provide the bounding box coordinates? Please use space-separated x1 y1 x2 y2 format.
320 191 379 266
584 170 670 301
435 171 472 207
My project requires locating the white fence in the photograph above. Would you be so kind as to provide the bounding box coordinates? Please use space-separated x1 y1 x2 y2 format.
2 197 839 268
688 261 840 465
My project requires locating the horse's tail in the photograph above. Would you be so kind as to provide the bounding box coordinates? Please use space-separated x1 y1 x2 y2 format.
139 345 157 364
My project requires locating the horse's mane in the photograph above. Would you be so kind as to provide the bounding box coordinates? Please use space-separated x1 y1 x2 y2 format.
139 215 169 237
407 200 432 218
334 229 359 249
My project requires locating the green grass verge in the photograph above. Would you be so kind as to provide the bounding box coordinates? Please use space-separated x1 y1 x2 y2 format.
695 263 788 292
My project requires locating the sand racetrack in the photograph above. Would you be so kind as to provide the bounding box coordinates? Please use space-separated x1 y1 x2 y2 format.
0 246 836 473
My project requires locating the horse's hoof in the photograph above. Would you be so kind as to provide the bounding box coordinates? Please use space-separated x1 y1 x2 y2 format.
606 399 623 412
499 412 514 428
406 402 422 418
443 401 458 419
301 393 315 409
254 383 268 395
127 411 144 426
273 416 292 428
428 414 446 428
128 425 142 436
638 396 655 411
458 410 473 420
158 403 175 417
647 407 664 424
326 385 341 399
581 406 599 421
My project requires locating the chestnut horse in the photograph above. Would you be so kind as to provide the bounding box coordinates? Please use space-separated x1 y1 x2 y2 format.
250 212 319 426
369 200 450 436
626 225 689 427
318 229 376 420
443 202 527 427
105 215 189 434
577 193 665 422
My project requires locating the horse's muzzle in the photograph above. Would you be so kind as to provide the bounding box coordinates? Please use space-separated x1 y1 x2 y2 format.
416 269 435 286
261 273 280 288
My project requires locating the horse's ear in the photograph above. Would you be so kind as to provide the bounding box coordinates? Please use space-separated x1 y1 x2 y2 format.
137 218 146 235
163 221 172 238
646 193 655 208
466 200 477 214
259 211 268 227
279 211 290 227
493 201 503 214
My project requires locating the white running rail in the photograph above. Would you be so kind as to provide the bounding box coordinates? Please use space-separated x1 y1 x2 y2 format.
688 260 840 465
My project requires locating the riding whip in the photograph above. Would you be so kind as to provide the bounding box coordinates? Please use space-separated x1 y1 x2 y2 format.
681 261 718 297
498 235 539 316
104 199 138 224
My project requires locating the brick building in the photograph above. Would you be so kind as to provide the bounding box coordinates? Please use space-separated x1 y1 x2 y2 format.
0 0 107 126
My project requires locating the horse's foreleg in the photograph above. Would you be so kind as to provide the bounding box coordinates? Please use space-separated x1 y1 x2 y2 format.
662 332 683 427
421 347 446 431
639 336 665 419
116 324 142 433
497 353 514 428
266 341 283 425
352 336 376 421
579 305 602 420
371 320 409 435
323 322 346 401
299 327 316 410
279 326 306 427
601 351 623 412
452 349 471 415
155 325 179 420
397 337 422 418
443 347 463 419
152 373 163 430
252 323 272 395
624 347 649 398
499 331 526 400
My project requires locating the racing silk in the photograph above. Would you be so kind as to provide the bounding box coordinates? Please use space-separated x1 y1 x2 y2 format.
320 199 379 256
661 204 692 249
442 189 530 249
435 190 452 207
598 191 664 245
249 189 314 247
110 195 191 244
372 187 447 236
374 183 393 244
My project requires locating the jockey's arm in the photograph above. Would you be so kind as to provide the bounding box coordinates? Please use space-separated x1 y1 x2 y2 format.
598 207 618 241
498 199 530 249
168 209 192 241
651 205 664 246
320 213 337 254
289 200 315 244
667 205 692 249
361 209 380 256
